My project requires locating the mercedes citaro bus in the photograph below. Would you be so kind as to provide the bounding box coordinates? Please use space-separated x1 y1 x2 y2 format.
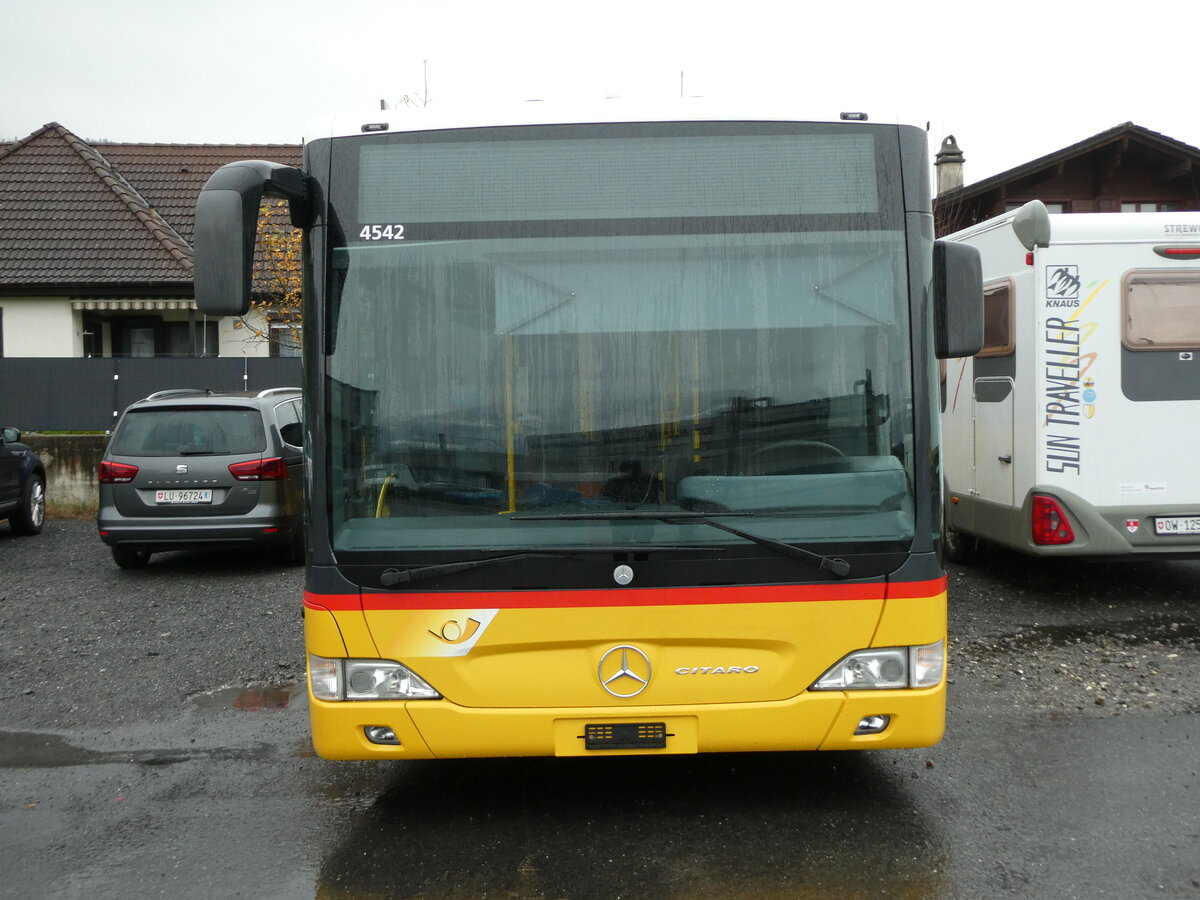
194 101 982 759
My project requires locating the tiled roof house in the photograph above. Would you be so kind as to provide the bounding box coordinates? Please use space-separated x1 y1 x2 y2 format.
933 122 1200 236
0 122 302 358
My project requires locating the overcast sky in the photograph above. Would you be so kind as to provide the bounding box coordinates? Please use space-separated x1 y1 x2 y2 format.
3 0 1196 186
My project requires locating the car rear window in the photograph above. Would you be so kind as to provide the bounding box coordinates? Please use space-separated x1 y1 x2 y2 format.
111 407 266 457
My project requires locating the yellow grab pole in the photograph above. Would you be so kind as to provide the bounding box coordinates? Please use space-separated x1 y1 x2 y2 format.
502 336 518 514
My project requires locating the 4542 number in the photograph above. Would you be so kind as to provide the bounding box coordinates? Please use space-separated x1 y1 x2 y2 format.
359 224 406 241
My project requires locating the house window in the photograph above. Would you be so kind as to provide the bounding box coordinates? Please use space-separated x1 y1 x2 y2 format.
269 323 302 358
165 321 218 357
978 280 1015 357
82 313 102 357
1123 271 1200 350
128 327 156 358
111 317 217 357
1120 202 1180 213
1006 201 1065 214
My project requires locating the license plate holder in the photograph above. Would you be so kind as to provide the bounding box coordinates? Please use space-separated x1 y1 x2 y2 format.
583 722 669 751
1154 515 1200 536
155 489 213 504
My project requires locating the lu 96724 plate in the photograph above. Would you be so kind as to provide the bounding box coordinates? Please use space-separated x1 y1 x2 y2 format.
155 489 213 504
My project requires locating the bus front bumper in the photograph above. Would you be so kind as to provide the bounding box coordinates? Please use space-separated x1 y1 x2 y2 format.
306 682 946 760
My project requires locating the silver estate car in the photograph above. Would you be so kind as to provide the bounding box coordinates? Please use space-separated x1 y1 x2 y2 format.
97 388 303 568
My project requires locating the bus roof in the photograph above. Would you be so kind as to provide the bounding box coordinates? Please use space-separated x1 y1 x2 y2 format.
305 99 890 141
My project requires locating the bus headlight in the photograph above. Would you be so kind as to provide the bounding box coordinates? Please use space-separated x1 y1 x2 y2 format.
308 654 442 701
811 640 944 691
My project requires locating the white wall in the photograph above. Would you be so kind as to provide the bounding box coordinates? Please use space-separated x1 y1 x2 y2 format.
0 297 79 356
0 297 274 358
217 310 272 358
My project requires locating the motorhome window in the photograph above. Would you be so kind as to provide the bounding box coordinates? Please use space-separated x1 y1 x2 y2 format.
1123 270 1200 350
977 279 1015 357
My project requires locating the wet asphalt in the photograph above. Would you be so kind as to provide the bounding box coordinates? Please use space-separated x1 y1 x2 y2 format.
0 520 1197 899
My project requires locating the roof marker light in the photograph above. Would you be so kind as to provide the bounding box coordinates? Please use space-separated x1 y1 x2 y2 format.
840 112 868 121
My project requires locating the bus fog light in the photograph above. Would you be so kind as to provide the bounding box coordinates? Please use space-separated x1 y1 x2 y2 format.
854 715 890 735
364 726 401 745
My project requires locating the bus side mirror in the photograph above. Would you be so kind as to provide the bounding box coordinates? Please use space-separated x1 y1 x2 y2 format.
194 161 309 317
933 240 984 359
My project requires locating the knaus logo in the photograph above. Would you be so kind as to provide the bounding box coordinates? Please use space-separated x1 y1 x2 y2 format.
1046 265 1081 303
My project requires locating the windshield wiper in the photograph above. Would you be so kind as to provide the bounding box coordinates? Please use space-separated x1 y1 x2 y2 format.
511 511 852 579
379 546 714 586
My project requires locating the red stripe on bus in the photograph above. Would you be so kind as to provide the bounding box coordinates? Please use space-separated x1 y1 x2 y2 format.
304 577 946 612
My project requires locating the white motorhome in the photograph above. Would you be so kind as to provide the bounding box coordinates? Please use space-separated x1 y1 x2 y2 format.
941 201 1200 560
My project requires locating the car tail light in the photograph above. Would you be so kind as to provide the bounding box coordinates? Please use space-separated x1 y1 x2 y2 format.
229 457 289 481
1032 494 1075 545
99 460 139 483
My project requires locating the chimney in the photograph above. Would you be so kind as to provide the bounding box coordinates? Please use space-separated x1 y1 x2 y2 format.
935 134 965 195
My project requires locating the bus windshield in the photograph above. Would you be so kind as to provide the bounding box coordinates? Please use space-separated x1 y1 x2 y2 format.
325 123 917 557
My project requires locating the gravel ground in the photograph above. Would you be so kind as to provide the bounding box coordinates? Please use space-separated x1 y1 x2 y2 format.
946 550 1200 719
1 519 1198 733
0 519 304 731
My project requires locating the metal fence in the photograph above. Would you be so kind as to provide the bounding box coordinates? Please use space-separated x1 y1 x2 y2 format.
0 357 303 431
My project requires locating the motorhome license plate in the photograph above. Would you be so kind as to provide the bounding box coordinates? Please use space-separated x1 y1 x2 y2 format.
155 489 212 504
1154 516 1200 535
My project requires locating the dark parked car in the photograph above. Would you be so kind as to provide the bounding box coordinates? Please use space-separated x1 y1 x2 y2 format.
0 427 46 536
97 388 303 568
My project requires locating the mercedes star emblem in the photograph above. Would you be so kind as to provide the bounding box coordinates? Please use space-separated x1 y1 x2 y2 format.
598 644 652 698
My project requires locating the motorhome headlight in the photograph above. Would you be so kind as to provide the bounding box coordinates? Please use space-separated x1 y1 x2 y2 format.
308 654 441 701
812 640 944 691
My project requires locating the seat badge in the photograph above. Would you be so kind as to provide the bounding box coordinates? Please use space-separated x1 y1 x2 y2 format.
176 464 188 474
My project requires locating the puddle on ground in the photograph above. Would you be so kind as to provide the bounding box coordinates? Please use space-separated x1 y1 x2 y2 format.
189 681 305 712
0 731 271 768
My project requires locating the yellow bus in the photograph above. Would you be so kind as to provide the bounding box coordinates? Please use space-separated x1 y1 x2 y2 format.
194 102 982 758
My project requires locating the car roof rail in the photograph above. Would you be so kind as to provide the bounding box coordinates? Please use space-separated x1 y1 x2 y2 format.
256 387 301 398
143 388 212 401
